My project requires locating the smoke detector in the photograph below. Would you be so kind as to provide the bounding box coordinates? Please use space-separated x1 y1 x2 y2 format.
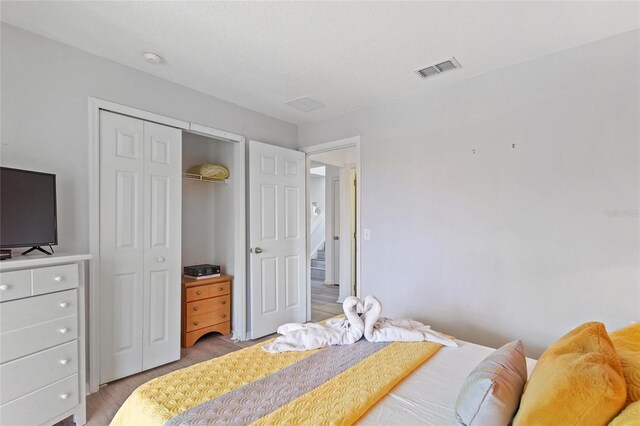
143 52 163 64
286 97 326 113
416 57 461 79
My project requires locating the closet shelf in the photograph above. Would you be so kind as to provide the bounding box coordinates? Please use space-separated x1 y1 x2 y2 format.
182 172 229 184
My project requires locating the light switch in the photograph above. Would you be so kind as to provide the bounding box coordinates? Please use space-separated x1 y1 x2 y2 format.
363 228 371 240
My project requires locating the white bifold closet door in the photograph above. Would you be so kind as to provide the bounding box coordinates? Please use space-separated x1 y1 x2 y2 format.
99 110 182 384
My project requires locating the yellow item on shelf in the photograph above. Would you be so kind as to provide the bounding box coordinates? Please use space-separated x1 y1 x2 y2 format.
610 323 640 405
187 163 229 180
513 322 627 426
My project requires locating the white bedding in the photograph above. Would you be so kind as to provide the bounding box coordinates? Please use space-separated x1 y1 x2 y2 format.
358 339 538 425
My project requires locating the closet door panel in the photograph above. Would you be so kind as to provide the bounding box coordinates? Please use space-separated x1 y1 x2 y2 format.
99 111 145 383
142 121 182 370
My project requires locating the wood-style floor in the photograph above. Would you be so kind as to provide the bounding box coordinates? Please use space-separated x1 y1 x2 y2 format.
310 278 342 322
60 281 342 425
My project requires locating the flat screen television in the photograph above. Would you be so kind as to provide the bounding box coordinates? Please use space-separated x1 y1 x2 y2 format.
0 167 58 255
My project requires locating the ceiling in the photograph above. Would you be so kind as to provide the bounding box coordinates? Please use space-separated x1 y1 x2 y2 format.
2 1 638 125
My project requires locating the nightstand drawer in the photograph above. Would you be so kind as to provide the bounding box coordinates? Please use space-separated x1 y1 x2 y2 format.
32 264 79 295
185 285 210 302
0 340 78 404
0 270 31 302
0 374 79 426
209 282 230 297
186 295 230 317
185 310 229 332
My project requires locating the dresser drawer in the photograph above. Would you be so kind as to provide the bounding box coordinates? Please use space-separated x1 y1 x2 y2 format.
0 289 77 333
32 264 79 295
0 340 78 404
0 270 31 302
1 315 78 363
185 310 229 332
0 373 78 426
186 295 230 318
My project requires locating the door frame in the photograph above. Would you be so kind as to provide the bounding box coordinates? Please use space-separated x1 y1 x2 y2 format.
300 136 362 321
87 97 247 393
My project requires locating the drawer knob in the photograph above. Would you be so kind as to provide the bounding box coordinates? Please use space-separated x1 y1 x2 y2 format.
54 276 63 282
221 301 226 305
59 393 69 400
193 321 199 326
196 291 201 295
59 302 69 308
0 284 8 291
59 359 70 365
59 328 70 334
193 307 199 312
219 287 223 291
221 314 226 318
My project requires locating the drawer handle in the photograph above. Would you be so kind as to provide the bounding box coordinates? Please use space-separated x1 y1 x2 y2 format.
59 393 69 400
193 321 199 326
59 328 70 334
218 287 224 291
59 302 69 308
0 284 8 291
59 358 70 365
193 307 199 312
196 291 201 296
54 276 63 282
221 301 226 305
221 314 226 318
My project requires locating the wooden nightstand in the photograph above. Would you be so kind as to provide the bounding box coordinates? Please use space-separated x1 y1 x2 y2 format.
181 275 232 347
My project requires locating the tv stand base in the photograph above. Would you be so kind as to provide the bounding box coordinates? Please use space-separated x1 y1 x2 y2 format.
22 246 53 256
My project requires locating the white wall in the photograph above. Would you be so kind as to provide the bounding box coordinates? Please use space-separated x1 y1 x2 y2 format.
299 30 640 357
310 174 326 256
0 23 297 253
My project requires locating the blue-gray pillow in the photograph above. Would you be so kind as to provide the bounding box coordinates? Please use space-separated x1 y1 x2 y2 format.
455 340 527 426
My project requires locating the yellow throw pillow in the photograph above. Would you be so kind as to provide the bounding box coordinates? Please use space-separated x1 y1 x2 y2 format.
609 400 640 426
513 322 627 426
610 323 640 405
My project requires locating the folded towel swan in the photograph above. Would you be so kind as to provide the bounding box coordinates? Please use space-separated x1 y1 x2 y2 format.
362 295 458 347
262 296 363 353
263 295 457 353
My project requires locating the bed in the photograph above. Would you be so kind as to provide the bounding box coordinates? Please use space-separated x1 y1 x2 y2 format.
111 335 537 426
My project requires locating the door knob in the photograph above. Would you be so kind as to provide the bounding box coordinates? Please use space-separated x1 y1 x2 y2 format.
253 247 263 254
157 256 166 263
333 236 339 240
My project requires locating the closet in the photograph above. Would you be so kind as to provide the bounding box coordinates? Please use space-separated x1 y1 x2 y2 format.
181 132 235 278
99 111 182 383
97 109 242 385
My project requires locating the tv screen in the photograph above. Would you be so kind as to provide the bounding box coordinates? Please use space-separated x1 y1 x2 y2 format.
0 167 58 249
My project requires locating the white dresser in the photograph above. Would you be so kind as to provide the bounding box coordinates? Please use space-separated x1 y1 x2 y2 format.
0 253 90 426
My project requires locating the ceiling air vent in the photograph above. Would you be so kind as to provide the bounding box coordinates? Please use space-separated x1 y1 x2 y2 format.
416 57 461 79
286 96 326 113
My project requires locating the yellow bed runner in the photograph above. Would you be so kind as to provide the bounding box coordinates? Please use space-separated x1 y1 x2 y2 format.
111 338 441 425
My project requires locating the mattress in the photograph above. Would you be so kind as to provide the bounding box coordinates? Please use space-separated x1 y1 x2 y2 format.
358 339 538 425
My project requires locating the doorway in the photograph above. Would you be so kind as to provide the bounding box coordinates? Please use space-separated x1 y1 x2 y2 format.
304 137 361 322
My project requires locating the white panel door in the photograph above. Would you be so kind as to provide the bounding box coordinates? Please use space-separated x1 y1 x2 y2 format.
332 178 340 285
142 121 181 370
249 141 306 338
99 111 145 383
